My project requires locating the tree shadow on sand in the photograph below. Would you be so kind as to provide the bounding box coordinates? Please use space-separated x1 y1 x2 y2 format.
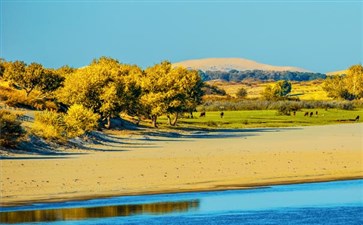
139 127 302 140
1 127 302 158
0 136 86 159
83 131 161 149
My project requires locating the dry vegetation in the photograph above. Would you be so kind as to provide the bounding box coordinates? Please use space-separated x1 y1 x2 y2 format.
207 79 330 100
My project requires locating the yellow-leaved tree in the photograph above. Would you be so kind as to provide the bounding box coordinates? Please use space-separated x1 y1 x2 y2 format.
170 67 204 122
345 64 363 99
262 80 292 100
141 61 203 127
57 57 142 128
323 64 363 100
3 61 63 97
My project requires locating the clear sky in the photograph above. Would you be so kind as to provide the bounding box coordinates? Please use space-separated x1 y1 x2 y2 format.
1 0 362 73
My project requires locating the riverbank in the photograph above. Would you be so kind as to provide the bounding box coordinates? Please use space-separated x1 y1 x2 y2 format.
1 123 362 206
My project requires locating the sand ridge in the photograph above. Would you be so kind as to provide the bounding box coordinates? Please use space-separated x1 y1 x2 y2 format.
0 123 362 206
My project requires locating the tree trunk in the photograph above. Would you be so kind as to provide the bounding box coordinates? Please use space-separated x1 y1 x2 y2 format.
167 115 172 125
171 112 179 126
135 117 141 125
151 115 158 128
105 115 111 129
189 111 194 119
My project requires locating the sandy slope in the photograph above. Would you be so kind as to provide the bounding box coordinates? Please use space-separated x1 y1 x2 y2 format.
0 123 362 206
173 58 310 72
326 69 348 76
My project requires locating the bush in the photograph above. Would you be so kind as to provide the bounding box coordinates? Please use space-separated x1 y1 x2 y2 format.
236 87 248 98
32 104 100 141
277 103 291 116
276 101 302 115
63 104 100 138
0 110 25 147
32 110 66 141
340 102 354 110
3 89 32 109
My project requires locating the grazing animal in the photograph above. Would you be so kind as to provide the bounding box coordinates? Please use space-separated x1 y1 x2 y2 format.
304 112 309 117
293 111 296 116
355 115 360 121
310 112 313 117
220 111 224 118
316 111 318 116
200 112 206 117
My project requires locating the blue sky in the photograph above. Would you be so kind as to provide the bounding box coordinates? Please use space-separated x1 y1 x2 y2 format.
1 0 362 73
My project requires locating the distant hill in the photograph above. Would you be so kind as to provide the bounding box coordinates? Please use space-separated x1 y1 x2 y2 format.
173 58 310 73
173 58 326 82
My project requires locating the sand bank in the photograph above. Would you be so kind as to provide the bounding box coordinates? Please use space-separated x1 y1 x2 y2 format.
1 123 362 206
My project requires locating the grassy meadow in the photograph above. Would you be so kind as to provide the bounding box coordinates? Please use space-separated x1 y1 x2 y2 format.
155 109 362 129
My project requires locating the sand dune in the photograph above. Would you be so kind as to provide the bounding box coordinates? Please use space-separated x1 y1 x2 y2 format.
326 69 348 76
173 58 310 72
0 123 362 206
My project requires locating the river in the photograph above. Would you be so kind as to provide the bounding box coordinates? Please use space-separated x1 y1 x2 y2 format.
1 179 362 224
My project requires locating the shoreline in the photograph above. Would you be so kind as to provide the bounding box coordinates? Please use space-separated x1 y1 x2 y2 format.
1 123 362 208
1 175 363 208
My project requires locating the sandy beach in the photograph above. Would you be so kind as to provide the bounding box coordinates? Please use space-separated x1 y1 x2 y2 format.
1 123 362 206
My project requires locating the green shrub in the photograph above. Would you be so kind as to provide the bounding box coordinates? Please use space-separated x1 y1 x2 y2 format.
0 110 25 147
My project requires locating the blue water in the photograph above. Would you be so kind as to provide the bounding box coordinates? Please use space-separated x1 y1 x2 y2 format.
1 180 362 224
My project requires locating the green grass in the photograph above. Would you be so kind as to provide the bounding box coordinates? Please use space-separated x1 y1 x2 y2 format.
156 109 363 129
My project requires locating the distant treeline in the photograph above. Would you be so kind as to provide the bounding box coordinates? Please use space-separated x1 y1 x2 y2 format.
198 99 362 112
199 70 327 82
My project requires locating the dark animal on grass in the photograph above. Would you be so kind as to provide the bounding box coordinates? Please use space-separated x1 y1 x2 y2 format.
304 112 309 116
293 111 296 116
220 111 224 118
310 112 313 117
200 112 206 117
316 111 318 116
355 115 360 121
